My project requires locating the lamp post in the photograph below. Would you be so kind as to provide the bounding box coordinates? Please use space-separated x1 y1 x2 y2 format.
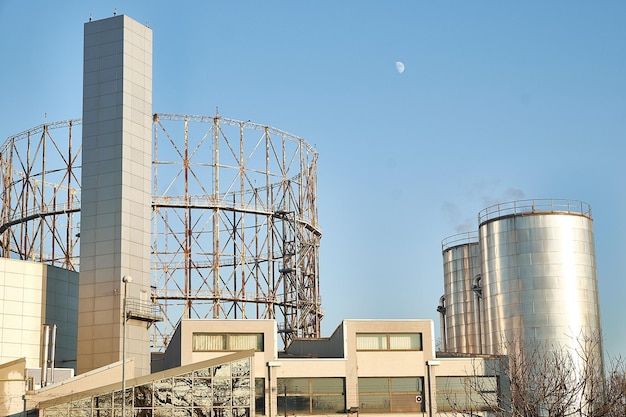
122 275 133 416
267 361 282 417
426 360 440 417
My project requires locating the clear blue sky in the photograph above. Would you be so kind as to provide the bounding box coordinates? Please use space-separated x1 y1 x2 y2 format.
1 1 625 358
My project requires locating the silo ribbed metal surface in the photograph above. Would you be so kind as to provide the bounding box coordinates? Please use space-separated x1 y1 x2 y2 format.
442 232 482 353
478 199 602 355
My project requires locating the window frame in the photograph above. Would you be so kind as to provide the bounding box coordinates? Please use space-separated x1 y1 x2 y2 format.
435 375 499 413
277 377 346 415
356 332 423 351
358 376 425 413
192 332 264 352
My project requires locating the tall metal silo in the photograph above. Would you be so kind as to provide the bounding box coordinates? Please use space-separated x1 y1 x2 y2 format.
478 199 603 357
441 232 483 353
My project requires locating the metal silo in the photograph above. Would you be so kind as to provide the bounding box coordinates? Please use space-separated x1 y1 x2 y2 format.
441 232 483 353
478 199 603 356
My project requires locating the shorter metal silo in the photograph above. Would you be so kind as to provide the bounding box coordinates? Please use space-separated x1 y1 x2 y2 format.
441 232 483 353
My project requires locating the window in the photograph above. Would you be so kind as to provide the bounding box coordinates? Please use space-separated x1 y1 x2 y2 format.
277 378 345 415
41 358 253 417
255 378 265 415
436 376 499 412
356 333 422 351
358 377 424 413
193 333 264 352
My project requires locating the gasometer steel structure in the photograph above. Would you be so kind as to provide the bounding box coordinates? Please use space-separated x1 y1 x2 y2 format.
0 113 323 350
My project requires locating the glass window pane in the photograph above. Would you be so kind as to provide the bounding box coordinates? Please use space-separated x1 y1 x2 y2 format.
213 363 231 378
172 377 193 407
171 409 193 417
134 383 153 407
154 408 174 417
278 395 310 414
391 393 423 412
312 395 345 414
311 378 343 394
229 334 263 351
436 376 499 412
436 376 465 392
255 378 266 415
356 334 387 350
358 394 390 410
193 377 212 406
214 378 232 406
154 378 172 406
70 397 91 408
94 392 113 408
476 376 498 392
233 408 251 417
389 333 422 350
232 358 251 377
194 367 212 378
358 378 388 393
391 377 423 393
233 378 251 406
193 334 226 351
278 378 309 394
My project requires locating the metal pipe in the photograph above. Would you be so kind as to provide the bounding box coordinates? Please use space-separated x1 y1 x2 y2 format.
122 275 133 416
41 324 50 387
50 324 57 384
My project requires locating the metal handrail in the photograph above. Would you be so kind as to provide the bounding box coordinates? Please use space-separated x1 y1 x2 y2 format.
478 198 592 224
441 231 479 252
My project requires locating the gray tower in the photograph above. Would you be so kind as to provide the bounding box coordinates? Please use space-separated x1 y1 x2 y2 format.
77 15 153 377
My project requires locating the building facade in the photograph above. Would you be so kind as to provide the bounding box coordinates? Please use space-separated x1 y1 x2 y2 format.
21 318 505 417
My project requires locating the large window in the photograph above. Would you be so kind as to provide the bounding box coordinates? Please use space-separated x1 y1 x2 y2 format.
41 358 253 417
436 375 499 412
193 333 264 352
358 377 424 413
356 333 422 351
277 378 345 415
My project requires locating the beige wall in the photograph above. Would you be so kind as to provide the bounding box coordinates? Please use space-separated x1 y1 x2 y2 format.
0 358 27 416
168 319 471 415
0 259 47 368
176 319 279 377
0 258 78 371
12 317 502 416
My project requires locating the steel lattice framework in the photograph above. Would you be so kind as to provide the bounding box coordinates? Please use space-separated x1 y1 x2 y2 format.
0 119 82 270
0 113 323 350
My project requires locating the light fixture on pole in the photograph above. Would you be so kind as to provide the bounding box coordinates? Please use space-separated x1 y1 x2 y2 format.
122 275 133 416
426 360 440 417
267 361 282 417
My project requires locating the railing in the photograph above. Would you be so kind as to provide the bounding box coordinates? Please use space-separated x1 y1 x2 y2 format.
125 298 163 323
441 231 479 252
478 198 592 224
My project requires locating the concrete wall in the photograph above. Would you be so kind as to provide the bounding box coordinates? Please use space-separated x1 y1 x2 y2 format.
0 259 78 370
0 358 27 417
161 319 497 416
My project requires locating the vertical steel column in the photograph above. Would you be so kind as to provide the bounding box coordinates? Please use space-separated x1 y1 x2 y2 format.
213 115 221 319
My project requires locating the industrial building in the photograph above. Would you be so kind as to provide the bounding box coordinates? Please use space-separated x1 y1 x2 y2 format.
439 199 604 416
0 14 506 417
440 199 602 355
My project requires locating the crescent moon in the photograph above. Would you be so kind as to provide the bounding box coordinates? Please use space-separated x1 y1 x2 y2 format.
395 61 405 74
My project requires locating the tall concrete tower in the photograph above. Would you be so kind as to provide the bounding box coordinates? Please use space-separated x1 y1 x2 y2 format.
77 15 153 376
